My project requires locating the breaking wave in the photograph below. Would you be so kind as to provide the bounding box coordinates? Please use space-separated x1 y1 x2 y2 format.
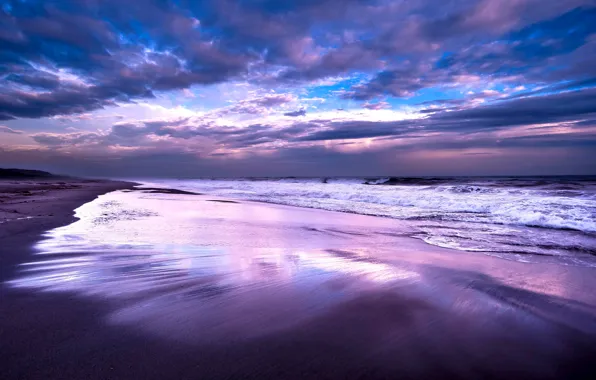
142 176 596 266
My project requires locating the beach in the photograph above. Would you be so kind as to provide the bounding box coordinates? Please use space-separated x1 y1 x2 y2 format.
2 178 596 379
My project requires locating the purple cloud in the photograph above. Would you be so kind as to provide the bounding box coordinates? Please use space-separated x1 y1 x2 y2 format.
284 109 306 117
0 125 23 134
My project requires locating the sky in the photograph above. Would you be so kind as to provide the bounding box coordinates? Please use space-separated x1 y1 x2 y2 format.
1 0 595 177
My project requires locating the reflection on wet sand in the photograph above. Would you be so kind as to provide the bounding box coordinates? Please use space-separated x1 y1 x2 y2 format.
8 190 423 341
6 189 596 378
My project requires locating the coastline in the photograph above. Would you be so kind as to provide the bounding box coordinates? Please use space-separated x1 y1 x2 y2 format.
0 177 144 379
0 178 137 281
2 179 596 379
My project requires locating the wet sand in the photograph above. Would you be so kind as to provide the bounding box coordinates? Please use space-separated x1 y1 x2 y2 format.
0 178 137 280
2 181 596 379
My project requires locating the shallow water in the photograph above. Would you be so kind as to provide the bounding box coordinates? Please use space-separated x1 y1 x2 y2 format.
8 189 429 341
137 177 596 266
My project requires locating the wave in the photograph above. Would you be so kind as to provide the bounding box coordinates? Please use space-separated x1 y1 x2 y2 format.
146 178 596 232
141 177 596 266
363 177 460 186
199 175 596 187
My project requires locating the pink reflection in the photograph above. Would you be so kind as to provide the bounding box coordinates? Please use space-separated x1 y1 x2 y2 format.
7 189 422 341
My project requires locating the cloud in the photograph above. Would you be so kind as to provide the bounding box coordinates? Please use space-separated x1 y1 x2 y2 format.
0 125 23 134
0 0 252 120
284 109 306 117
26 85 596 155
210 94 296 117
6 134 595 177
2 0 596 176
341 5 596 101
429 87 596 130
31 131 102 146
362 101 390 110
0 1 594 119
2 1 593 121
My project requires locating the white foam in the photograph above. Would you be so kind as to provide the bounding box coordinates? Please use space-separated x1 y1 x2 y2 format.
138 178 596 265
145 179 596 233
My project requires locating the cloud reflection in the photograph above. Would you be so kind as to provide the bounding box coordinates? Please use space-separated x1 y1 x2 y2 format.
7 189 419 341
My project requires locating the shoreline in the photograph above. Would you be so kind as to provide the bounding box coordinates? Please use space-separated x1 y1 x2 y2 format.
2 179 596 379
0 178 137 281
137 180 596 271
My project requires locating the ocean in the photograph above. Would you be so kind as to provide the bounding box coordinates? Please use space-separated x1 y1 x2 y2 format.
141 176 596 266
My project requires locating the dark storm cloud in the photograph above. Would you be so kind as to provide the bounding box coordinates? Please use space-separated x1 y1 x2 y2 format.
343 5 596 101
5 71 61 90
431 6 596 80
0 86 118 120
3 0 594 121
0 0 253 120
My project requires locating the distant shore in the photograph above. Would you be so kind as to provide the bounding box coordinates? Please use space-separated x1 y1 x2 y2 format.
2 174 596 379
